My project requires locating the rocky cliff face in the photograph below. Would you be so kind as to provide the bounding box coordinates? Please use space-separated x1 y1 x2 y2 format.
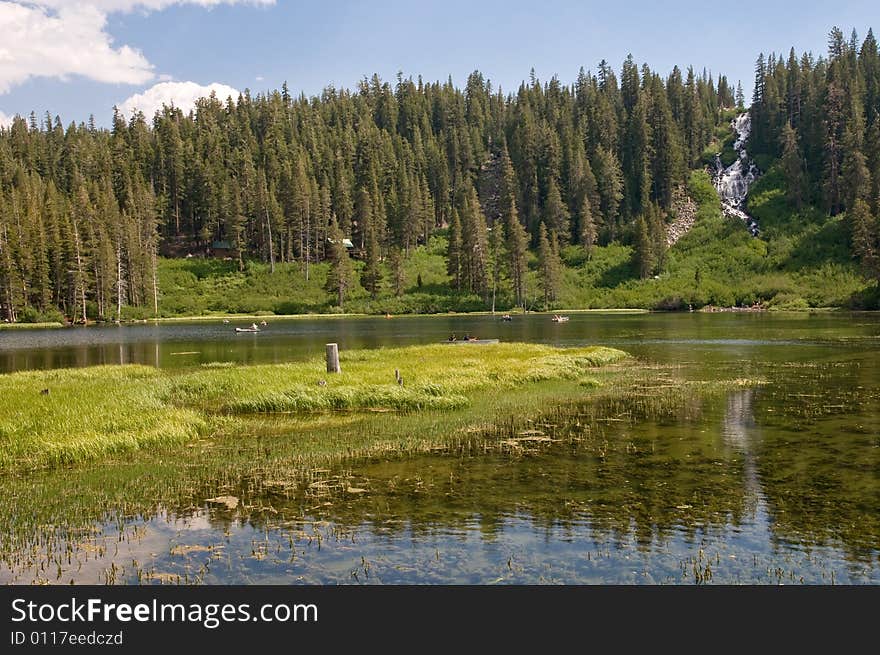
665 185 697 247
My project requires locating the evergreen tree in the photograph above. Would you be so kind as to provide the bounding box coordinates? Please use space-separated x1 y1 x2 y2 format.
593 147 624 241
622 94 652 218
579 194 597 259
459 185 489 296
543 177 570 241
361 221 383 298
841 130 871 211
325 216 354 307
389 246 406 297
781 123 806 208
633 215 655 279
849 199 878 275
537 222 561 306
446 208 463 291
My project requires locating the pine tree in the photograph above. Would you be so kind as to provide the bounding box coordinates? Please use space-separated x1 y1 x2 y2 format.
325 216 354 307
446 208 463 291
579 194 597 259
388 246 406 297
593 147 624 241
543 177 570 241
489 222 504 312
622 94 652 218
866 120 880 216
460 185 489 296
633 215 655 279
780 123 806 208
361 221 382 298
499 149 528 307
849 199 878 275
537 222 561 306
823 83 846 214
841 131 871 212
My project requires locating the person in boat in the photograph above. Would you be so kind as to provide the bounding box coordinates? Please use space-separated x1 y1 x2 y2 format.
448 333 456 341
260 320 267 326
251 322 259 330
463 332 470 341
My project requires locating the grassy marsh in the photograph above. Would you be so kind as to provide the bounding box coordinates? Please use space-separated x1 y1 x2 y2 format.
0 343 627 471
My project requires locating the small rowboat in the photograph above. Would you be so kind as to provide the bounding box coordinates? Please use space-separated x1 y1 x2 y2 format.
442 339 499 345
551 315 569 322
235 327 261 333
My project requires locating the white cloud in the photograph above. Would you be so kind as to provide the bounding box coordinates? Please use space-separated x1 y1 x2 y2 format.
29 1 275 14
0 2 153 94
0 1 275 94
0 110 15 128
118 80 239 118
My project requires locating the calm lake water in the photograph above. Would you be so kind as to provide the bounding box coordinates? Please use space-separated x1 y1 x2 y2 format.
1 312 878 584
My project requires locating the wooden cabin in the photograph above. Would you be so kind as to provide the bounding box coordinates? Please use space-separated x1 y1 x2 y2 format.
210 240 238 259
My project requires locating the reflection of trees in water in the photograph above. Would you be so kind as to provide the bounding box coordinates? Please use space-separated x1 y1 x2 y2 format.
751 362 880 564
721 389 762 517
228 394 755 554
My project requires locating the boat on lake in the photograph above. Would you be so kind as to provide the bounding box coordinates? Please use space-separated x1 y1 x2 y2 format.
235 323 261 333
551 315 569 322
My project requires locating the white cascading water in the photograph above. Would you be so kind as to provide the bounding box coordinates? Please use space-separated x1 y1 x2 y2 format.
714 112 760 236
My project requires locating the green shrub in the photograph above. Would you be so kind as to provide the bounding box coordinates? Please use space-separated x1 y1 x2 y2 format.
17 306 66 324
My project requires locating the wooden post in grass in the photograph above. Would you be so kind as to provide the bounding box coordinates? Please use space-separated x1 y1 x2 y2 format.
326 343 341 374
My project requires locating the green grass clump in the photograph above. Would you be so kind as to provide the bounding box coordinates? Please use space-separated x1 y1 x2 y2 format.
0 366 205 469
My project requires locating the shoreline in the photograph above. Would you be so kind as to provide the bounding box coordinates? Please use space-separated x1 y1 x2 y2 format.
149 307 652 322
0 305 858 329
0 321 65 330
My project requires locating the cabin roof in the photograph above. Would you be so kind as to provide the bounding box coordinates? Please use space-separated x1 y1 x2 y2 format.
327 237 354 248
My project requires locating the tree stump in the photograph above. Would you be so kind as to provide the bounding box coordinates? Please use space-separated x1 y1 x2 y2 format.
326 343 341 374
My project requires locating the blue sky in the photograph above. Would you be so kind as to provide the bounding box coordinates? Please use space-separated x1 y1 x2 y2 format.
1 0 879 128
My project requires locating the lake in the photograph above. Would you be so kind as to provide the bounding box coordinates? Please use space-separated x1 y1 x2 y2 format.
1 311 878 584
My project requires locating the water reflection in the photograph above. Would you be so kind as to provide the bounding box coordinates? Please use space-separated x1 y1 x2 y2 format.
721 390 762 515
1 375 877 585
2 312 879 373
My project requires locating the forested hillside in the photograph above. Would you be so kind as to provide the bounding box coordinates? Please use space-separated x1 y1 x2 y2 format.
1 27 878 322
748 27 880 280
0 56 735 321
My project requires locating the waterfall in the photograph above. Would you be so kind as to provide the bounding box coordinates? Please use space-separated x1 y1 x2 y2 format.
713 112 760 236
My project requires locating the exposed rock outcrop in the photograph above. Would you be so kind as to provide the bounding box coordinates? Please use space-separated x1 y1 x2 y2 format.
666 186 697 246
